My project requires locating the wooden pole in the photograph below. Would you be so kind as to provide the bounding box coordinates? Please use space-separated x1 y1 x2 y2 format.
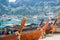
37 19 44 28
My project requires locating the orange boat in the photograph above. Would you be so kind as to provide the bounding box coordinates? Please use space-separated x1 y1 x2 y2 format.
0 18 50 40
40 18 50 39
19 18 50 40
46 19 57 34
18 18 44 40
0 17 26 40
0 34 17 40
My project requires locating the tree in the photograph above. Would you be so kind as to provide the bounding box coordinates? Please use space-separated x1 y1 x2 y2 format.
55 11 60 18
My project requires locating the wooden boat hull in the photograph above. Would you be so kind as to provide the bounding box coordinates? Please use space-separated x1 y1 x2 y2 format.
20 18 50 40
0 18 51 40
0 29 41 40
0 34 17 40
46 27 51 34
21 29 41 40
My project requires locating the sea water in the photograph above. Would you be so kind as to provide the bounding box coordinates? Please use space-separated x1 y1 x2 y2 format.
0 18 41 28
0 17 54 28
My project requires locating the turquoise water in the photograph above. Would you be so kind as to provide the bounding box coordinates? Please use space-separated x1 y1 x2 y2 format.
0 18 41 28
0 26 5 28
0 17 53 28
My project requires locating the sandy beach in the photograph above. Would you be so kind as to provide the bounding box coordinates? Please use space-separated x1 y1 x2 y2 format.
39 34 60 40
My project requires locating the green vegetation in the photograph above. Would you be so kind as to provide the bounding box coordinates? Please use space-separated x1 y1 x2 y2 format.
55 11 60 18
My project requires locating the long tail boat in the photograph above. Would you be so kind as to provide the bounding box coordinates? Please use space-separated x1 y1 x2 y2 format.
0 18 50 40
0 17 26 40
40 18 50 39
46 19 57 34
19 18 50 40
0 34 17 40
51 19 57 33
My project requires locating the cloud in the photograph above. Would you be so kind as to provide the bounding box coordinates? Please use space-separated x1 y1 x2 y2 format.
9 0 16 3
23 0 32 2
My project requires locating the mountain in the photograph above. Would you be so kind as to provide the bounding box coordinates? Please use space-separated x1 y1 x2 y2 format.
0 0 60 16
